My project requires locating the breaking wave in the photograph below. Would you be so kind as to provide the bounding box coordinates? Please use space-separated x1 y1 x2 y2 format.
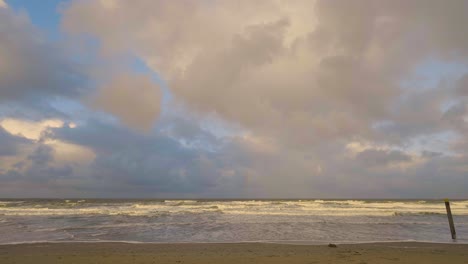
1 199 467 217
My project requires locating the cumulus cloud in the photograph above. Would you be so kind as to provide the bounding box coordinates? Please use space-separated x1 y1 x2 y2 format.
0 118 66 140
62 0 468 145
56 0 468 197
89 73 162 131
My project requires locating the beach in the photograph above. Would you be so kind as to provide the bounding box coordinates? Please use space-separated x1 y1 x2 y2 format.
1 199 467 263
1 242 467 264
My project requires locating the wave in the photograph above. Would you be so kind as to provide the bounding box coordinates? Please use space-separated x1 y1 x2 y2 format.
1 200 468 217
2 199 467 207
164 200 200 206
2 200 468 246
0 205 222 217
393 212 446 216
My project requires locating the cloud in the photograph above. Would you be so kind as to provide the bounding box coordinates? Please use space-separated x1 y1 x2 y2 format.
0 118 94 192
355 149 412 167
62 0 468 146
45 118 246 197
0 125 29 156
0 7 84 104
89 73 162 131
0 118 67 140
1 0 468 198
457 73 468 96
57 0 468 198
27 144 54 166
421 150 443 158
1 114 467 198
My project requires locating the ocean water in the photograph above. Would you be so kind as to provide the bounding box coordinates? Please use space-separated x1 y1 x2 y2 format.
0 199 467 245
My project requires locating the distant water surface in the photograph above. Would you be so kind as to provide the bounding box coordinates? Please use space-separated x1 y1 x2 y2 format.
0 199 467 244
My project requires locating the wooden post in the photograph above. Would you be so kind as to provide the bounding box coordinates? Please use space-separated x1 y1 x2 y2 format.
444 198 456 240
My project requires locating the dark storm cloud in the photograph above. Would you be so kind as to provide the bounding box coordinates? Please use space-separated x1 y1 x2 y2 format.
0 125 29 156
45 118 246 197
0 137 73 187
27 144 54 166
355 149 412 167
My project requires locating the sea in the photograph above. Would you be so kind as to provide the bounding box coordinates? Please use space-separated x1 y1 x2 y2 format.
0 199 467 245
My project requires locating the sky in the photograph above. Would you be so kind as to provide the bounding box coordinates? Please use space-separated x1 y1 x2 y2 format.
0 0 467 198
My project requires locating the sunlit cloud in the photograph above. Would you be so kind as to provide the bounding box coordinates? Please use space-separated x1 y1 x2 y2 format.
0 118 94 176
0 118 66 141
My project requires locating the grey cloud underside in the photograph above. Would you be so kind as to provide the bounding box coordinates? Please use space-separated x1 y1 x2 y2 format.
0 119 246 198
0 9 85 102
0 125 29 156
0 137 73 189
355 149 412 167
0 115 467 198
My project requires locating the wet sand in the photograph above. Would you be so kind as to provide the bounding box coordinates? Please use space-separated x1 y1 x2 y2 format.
0 242 467 264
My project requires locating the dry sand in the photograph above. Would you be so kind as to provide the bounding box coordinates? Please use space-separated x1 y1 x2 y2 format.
0 242 467 264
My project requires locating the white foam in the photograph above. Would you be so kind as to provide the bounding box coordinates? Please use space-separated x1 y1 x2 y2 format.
1 200 467 217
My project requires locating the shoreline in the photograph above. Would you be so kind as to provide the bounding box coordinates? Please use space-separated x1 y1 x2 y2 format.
0 239 466 246
0 239 468 247
1 242 467 264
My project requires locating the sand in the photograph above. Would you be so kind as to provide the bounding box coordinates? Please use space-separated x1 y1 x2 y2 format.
0 242 467 264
